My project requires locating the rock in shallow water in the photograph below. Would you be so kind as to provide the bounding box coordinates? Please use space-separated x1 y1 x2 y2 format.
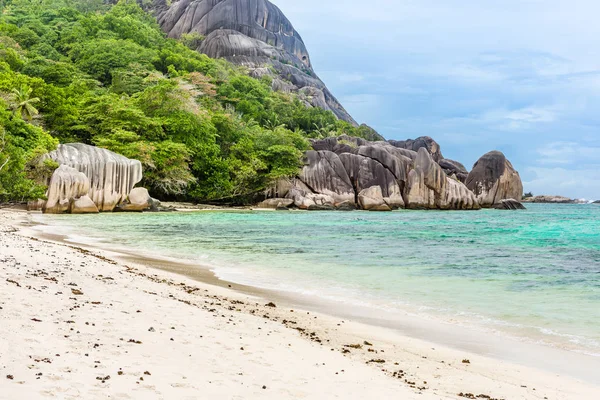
466 151 523 208
494 199 526 210
358 186 392 212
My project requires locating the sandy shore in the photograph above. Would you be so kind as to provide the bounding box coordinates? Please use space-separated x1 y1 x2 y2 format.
1 210 599 399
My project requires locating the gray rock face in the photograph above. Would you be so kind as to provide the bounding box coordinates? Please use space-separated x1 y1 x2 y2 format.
358 186 392 212
257 198 294 209
405 148 479 210
299 151 355 204
155 0 356 124
43 144 143 212
466 151 523 207
278 136 480 211
439 158 469 183
388 136 443 162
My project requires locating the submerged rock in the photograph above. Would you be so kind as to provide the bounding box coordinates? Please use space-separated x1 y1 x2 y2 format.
494 199 526 210
466 151 523 208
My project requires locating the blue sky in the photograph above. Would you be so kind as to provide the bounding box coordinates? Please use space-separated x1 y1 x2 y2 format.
274 0 600 199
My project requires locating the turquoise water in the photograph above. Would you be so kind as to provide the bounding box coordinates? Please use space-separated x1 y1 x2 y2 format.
37 204 600 356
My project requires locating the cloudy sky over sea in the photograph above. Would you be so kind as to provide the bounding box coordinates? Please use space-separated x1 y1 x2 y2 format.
275 0 600 199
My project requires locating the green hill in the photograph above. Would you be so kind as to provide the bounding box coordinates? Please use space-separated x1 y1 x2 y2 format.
0 0 378 204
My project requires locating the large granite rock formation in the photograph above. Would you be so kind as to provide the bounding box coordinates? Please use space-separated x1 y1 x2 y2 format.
31 144 149 214
277 136 482 211
466 151 523 208
298 150 355 205
438 158 469 183
388 136 443 162
405 148 478 210
43 144 143 212
154 0 356 124
43 165 96 214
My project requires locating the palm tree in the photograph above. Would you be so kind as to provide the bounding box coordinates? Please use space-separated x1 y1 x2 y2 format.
11 85 40 122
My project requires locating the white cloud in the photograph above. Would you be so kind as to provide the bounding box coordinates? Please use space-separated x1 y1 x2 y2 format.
523 167 600 199
536 142 600 165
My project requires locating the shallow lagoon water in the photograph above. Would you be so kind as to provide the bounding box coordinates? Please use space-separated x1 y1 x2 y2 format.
37 204 600 356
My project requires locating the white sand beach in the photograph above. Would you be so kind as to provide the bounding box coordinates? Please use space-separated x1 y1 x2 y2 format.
1 209 599 400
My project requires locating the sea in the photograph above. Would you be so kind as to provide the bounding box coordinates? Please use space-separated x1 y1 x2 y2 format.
33 204 600 360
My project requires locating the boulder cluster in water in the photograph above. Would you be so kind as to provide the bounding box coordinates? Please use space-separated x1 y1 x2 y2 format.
262 135 523 211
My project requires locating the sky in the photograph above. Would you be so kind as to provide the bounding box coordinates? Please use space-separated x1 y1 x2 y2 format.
274 0 600 200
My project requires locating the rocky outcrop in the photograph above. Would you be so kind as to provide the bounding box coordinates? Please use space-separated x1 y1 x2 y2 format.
439 159 469 183
116 187 153 212
466 151 523 208
155 0 356 124
405 148 479 210
298 151 355 205
71 196 99 214
276 136 482 211
494 199 526 210
257 198 294 209
388 136 443 162
43 165 92 214
522 195 575 204
358 186 392 211
43 144 143 212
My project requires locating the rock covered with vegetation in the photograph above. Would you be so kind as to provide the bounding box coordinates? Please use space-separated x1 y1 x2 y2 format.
154 0 361 126
0 0 383 206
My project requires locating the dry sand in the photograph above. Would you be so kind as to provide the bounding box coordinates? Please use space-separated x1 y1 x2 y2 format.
1 209 598 399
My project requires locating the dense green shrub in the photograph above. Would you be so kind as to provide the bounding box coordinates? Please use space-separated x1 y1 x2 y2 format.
0 0 373 203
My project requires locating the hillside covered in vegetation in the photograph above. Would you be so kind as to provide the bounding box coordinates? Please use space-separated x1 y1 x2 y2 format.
0 0 380 203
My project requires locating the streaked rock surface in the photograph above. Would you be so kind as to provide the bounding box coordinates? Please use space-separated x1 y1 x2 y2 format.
43 144 143 212
43 165 91 214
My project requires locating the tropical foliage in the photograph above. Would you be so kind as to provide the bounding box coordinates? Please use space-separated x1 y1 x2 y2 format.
0 0 376 203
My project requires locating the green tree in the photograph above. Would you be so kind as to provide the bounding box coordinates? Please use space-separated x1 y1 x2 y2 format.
11 84 40 121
